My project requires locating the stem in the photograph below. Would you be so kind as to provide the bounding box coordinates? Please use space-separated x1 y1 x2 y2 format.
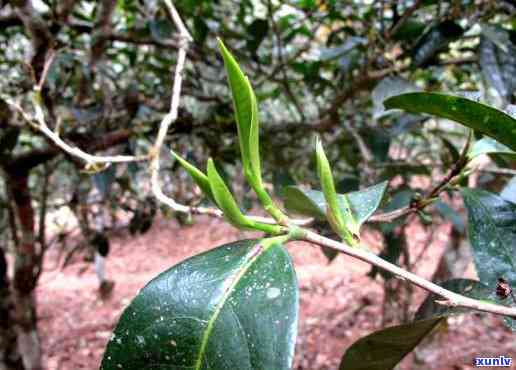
302 229 516 318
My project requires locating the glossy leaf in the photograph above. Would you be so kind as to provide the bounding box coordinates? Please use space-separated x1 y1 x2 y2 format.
218 39 262 187
284 181 388 233
101 238 299 370
171 150 214 202
340 277 509 370
384 92 516 150
338 318 443 370
462 189 516 289
467 137 516 159
207 159 250 228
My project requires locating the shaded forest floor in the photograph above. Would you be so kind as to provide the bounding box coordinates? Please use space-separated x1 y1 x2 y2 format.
36 216 516 369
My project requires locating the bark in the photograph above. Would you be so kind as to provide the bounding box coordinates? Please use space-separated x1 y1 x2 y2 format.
0 248 23 370
5 172 42 370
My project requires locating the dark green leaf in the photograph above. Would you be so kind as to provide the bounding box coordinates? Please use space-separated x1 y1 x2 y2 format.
338 318 443 370
434 201 465 233
193 17 209 44
101 238 299 370
384 92 516 151
439 136 460 164
92 165 116 198
273 170 295 197
412 21 463 67
461 189 516 290
148 19 173 42
284 181 388 232
391 20 426 42
246 19 269 54
0 127 19 154
480 25 516 103
462 189 516 331
479 36 510 102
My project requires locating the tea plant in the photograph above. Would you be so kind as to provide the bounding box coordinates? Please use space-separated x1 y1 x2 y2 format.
98 40 516 369
2 1 516 369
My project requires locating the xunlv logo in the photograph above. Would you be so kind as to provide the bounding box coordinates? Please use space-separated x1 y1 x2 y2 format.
474 356 512 367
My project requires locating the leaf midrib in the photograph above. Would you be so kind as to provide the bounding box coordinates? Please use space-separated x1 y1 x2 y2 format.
194 242 268 370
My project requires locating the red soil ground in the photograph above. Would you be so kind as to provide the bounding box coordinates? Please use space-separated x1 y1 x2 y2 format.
36 216 516 370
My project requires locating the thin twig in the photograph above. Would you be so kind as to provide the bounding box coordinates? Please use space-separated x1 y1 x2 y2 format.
302 229 516 318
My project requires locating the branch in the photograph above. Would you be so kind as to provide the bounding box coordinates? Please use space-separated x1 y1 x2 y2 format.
301 229 516 318
369 134 473 223
2 95 148 166
148 0 195 214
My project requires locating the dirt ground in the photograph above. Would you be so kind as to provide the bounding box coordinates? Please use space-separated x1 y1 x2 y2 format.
36 215 516 370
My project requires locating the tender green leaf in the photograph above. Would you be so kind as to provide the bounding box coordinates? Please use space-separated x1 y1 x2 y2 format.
207 159 250 228
315 137 353 241
338 318 443 370
171 150 214 202
415 279 495 321
101 238 299 370
284 181 388 232
468 137 516 159
384 92 516 150
461 189 516 291
218 39 262 187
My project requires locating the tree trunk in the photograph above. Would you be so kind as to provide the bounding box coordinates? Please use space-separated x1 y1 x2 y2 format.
5 172 42 370
0 248 24 370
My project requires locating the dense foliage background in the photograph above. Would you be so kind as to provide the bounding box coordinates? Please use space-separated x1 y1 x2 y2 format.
1 0 516 369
